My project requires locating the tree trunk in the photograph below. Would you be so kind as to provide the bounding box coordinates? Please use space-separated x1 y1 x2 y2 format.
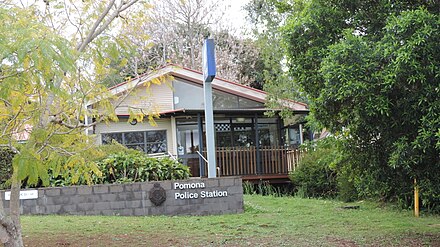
0 215 22 247
1 174 23 247
3 229 22 247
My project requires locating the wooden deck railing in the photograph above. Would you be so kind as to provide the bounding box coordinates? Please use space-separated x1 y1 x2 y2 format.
204 146 303 177
217 146 257 176
287 149 303 172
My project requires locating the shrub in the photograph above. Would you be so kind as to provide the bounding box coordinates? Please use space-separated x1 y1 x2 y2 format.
93 151 190 184
337 164 358 202
242 181 293 197
0 147 14 189
291 135 439 212
243 181 255 195
48 147 191 186
289 145 338 198
419 178 440 213
92 142 133 162
289 137 356 200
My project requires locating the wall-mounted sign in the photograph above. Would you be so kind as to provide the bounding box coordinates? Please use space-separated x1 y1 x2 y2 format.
173 182 228 200
202 38 216 83
149 183 167 206
4 190 38 201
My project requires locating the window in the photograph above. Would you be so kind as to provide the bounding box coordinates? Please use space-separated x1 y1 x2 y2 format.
258 123 279 146
102 130 167 154
173 79 264 110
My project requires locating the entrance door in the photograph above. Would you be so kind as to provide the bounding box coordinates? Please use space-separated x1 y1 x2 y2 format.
177 124 201 177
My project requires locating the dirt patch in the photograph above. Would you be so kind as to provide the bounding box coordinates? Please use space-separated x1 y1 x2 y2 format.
24 233 192 247
23 233 316 247
370 233 440 247
326 236 359 247
23 232 440 247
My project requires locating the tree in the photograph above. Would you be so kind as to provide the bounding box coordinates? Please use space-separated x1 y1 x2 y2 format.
250 0 440 210
0 1 146 245
317 8 439 209
245 0 306 112
114 0 266 89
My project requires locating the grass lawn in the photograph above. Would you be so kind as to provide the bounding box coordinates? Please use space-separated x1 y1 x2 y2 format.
21 195 440 247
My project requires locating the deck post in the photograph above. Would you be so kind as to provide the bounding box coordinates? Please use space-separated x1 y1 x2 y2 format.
299 124 304 144
254 114 262 175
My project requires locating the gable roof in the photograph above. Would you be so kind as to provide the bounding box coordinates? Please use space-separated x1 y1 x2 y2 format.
107 64 308 112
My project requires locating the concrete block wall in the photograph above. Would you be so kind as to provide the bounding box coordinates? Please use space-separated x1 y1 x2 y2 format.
0 177 243 216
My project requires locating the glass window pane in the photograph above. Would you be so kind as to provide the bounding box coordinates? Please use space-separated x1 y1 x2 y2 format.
146 130 166 143
126 144 145 152
177 125 200 154
147 143 167 153
238 97 264 108
173 78 264 110
213 91 238 109
233 126 254 146
124 132 144 144
258 129 272 146
173 80 204 109
258 123 279 146
102 133 122 144
216 132 232 147
232 117 253 124
102 130 167 154
146 130 167 154
286 128 300 146
257 117 277 124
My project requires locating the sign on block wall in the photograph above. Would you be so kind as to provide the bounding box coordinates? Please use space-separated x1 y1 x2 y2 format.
4 190 38 200
0 177 243 216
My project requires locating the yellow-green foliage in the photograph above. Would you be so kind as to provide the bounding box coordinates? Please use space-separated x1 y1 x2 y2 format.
0 7 115 188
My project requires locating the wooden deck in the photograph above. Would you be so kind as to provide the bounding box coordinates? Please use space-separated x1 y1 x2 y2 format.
241 174 291 184
202 146 303 182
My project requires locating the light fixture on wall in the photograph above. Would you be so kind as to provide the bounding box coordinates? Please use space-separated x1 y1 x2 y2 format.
129 119 138 125
236 117 245 123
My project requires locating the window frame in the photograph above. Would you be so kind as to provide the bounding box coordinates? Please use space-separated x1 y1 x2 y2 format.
101 130 167 154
